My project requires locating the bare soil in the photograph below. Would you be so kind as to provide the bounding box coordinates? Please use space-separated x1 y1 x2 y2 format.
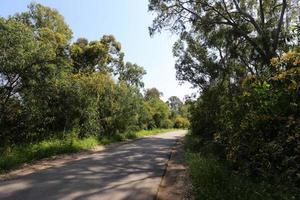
156 139 193 200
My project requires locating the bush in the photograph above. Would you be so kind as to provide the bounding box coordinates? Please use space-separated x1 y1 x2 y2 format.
188 51 300 190
187 152 299 200
185 134 300 200
173 116 190 128
223 52 300 185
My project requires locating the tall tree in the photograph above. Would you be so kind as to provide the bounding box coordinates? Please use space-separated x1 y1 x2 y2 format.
167 96 183 111
100 35 125 74
70 38 108 73
0 3 74 143
14 3 73 68
144 88 163 100
149 0 298 88
70 35 124 74
0 18 38 128
118 62 146 88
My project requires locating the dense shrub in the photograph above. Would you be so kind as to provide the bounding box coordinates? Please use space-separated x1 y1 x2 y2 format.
190 52 300 187
227 52 300 185
173 116 190 128
186 151 299 200
184 133 300 200
0 4 183 151
148 0 300 197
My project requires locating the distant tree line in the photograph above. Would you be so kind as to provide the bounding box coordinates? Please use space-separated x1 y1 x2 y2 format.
0 3 189 150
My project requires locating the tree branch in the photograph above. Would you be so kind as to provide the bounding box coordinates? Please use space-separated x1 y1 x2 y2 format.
273 0 287 52
259 0 265 27
233 0 263 35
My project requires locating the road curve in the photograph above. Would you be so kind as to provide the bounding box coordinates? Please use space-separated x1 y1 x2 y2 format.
0 130 186 200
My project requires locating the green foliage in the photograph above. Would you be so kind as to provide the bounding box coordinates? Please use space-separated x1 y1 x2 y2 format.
15 2 73 41
167 95 190 129
70 35 125 74
0 5 73 145
167 96 183 111
147 1 300 199
186 52 300 192
0 3 183 162
149 0 300 195
0 128 176 173
149 0 296 86
173 116 189 129
70 38 109 73
0 134 98 173
100 82 145 134
185 134 300 200
187 153 299 200
118 62 146 88
145 97 170 128
144 87 162 100
224 53 300 185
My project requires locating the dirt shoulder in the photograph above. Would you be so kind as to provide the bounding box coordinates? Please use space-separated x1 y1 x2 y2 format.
156 138 193 200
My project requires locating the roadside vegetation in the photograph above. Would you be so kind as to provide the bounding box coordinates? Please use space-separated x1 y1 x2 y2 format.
0 128 175 173
0 3 189 172
184 133 298 200
149 0 300 198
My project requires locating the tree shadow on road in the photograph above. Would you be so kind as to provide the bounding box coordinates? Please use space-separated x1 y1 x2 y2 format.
0 135 183 200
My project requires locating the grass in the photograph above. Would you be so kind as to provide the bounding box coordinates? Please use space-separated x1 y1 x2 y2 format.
184 133 299 200
0 128 177 174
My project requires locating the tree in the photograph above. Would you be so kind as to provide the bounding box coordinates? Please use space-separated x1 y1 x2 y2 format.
143 88 172 128
144 87 163 100
167 96 190 128
118 62 146 88
148 0 300 190
15 3 72 40
173 116 190 128
70 38 109 73
100 35 125 74
70 35 125 74
145 98 171 128
14 3 73 68
108 82 146 133
0 2 178 153
0 18 38 144
167 96 183 111
0 3 74 145
149 0 299 88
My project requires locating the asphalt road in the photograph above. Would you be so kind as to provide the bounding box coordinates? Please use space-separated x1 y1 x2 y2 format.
0 130 186 200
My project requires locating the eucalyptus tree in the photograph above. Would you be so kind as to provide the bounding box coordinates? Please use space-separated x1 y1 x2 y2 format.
149 0 299 88
70 38 109 73
118 62 146 88
167 96 183 111
144 87 163 100
70 35 125 74
0 18 38 142
0 3 74 144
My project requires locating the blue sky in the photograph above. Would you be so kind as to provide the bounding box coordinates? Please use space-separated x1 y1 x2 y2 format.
0 0 196 101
